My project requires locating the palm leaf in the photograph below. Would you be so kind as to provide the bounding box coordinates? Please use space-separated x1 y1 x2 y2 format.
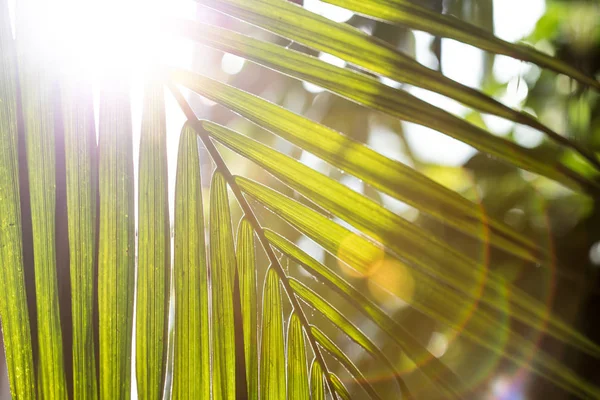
260 268 286 400
330 372 352 400
97 87 135 399
318 0 600 90
290 279 411 399
200 120 598 357
236 218 259 400
61 79 99 400
312 325 383 400
136 82 170 399
1 1 599 399
0 1 36 396
172 123 210 400
196 0 600 172
310 359 326 400
173 19 599 171
16 3 68 395
209 171 238 398
286 313 310 400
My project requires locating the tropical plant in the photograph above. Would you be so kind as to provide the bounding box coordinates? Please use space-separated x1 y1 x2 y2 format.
0 0 599 399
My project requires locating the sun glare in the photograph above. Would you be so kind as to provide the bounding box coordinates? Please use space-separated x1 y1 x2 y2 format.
13 0 195 82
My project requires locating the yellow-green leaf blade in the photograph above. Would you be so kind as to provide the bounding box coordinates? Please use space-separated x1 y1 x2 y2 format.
0 1 36 396
291 279 410 399
320 0 600 89
136 82 170 400
175 21 598 178
268 230 600 399
172 69 575 254
287 313 310 400
309 359 325 400
242 181 465 396
195 0 600 152
260 268 286 400
329 373 351 400
17 5 68 397
210 171 237 399
236 218 258 400
201 121 598 357
62 79 99 400
172 123 210 400
312 326 382 400
98 88 135 400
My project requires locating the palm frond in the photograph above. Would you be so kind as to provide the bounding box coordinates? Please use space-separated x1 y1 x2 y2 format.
1 0 599 399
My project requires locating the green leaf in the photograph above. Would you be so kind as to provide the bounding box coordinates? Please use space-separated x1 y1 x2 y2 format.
136 82 170 400
210 171 238 399
172 123 210 400
260 268 286 400
312 326 382 400
329 373 351 400
319 0 600 89
172 69 582 253
268 230 600 399
236 218 259 400
98 87 136 399
309 359 325 400
290 279 410 399
175 20 599 174
199 116 535 262
286 313 310 400
264 230 465 398
195 0 600 168
61 79 99 400
17 6 68 397
0 1 36 396
201 120 598 357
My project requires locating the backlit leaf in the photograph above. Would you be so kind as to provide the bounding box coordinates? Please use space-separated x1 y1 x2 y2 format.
172 123 210 400
236 218 259 400
98 87 135 400
0 2 36 396
312 326 382 400
61 79 99 400
136 82 170 400
286 313 310 400
260 268 286 400
210 171 238 399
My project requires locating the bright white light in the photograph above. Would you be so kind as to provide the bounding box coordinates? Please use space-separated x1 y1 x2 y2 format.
408 86 468 117
221 53 246 75
303 81 325 94
427 332 449 358
414 31 439 70
304 0 353 23
589 241 600 266
367 124 411 166
494 0 545 42
493 55 532 83
318 52 346 68
514 125 543 149
402 122 477 167
29 0 195 81
441 39 484 89
482 115 515 136
500 77 529 108
378 76 402 89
